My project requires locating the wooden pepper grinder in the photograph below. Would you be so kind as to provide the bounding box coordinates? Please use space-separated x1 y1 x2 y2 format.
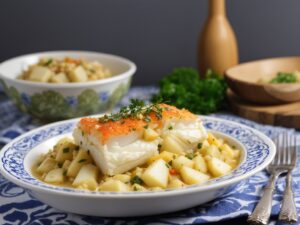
198 0 238 76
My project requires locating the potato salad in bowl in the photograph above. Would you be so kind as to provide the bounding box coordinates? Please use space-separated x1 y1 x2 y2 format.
0 100 275 217
0 51 136 120
32 101 240 192
18 57 112 83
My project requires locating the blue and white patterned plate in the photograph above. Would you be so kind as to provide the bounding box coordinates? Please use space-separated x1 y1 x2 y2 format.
0 116 275 217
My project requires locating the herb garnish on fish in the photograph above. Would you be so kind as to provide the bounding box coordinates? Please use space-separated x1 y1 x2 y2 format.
98 99 163 123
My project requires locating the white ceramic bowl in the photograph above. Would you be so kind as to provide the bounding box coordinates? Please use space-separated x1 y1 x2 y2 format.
0 116 275 217
0 51 136 120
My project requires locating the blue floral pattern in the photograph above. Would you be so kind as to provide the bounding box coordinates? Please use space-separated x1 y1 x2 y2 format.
0 87 299 225
0 79 130 120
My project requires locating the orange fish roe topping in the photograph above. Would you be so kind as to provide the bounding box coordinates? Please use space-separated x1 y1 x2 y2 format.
159 104 196 121
79 117 147 144
78 103 197 144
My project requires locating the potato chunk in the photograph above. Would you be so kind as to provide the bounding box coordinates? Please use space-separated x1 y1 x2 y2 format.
201 145 221 159
143 128 159 141
131 167 144 177
37 157 56 173
132 184 148 192
54 139 75 163
113 174 131 183
51 73 69 83
207 133 222 147
193 155 207 173
72 164 98 190
44 168 64 183
220 144 235 160
69 66 88 82
168 179 185 189
28 66 53 82
62 160 71 170
180 166 210 185
200 140 210 150
67 149 92 177
149 187 163 191
99 180 130 192
233 149 240 159
172 156 194 172
147 151 177 164
225 158 238 168
206 157 232 177
141 159 169 188
161 135 185 154
159 151 177 163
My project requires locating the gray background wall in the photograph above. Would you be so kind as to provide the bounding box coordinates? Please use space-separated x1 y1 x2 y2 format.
0 0 299 85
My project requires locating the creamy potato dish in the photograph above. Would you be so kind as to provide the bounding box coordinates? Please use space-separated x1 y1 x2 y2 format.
32 101 240 192
18 57 112 83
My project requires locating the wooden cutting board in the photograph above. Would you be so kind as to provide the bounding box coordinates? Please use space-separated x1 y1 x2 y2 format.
227 89 300 128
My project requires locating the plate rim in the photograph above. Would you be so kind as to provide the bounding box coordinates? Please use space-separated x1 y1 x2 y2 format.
0 115 276 199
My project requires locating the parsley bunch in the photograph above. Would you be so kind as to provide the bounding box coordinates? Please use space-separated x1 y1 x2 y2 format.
152 68 227 114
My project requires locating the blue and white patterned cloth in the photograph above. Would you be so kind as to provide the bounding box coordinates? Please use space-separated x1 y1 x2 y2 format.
0 87 299 225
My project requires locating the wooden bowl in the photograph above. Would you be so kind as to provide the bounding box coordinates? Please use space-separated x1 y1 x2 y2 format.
225 57 300 105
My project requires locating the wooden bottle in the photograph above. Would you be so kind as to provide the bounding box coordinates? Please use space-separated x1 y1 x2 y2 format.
198 0 238 76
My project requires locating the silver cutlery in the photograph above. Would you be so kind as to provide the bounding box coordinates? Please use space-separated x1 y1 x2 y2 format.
278 133 298 223
248 132 297 225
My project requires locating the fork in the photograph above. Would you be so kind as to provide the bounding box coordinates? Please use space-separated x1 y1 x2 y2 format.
279 133 298 223
248 132 296 225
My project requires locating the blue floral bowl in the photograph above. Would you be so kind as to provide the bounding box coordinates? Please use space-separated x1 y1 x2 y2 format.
0 116 276 217
0 51 136 121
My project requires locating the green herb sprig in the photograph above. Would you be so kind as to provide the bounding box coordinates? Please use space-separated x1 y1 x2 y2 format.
98 99 163 123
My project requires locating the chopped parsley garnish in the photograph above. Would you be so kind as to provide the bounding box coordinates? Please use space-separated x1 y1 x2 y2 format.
185 152 195 160
165 163 171 168
130 175 143 185
133 186 138 191
168 160 173 166
144 125 149 129
270 72 297 84
197 143 202 149
98 99 164 123
78 159 87 163
43 59 53 66
168 125 173 130
63 147 69 153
